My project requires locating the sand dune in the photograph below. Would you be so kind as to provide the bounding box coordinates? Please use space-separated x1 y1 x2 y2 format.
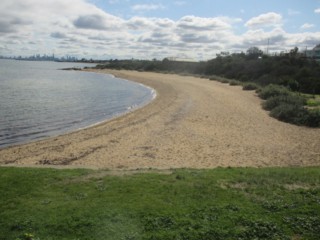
1 70 319 169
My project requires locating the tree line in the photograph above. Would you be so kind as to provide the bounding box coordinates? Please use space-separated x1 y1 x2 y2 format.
96 46 320 95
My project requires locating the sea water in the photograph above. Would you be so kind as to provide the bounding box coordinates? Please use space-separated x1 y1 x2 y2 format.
0 59 155 148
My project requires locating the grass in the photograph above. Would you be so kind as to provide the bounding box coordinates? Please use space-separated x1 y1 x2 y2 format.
0 167 320 239
305 95 320 109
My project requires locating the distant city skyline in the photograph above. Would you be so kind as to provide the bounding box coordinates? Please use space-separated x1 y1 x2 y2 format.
0 54 79 62
0 0 320 60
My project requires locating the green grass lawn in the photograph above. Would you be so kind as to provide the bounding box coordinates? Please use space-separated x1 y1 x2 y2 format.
0 167 319 240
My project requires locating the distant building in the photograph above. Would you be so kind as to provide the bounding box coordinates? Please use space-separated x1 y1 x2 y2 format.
306 44 320 60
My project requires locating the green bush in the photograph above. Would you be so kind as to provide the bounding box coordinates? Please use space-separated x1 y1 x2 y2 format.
209 75 220 81
220 79 230 84
305 109 320 127
229 80 241 86
270 103 308 125
242 82 260 91
258 84 291 100
259 87 320 127
262 95 306 111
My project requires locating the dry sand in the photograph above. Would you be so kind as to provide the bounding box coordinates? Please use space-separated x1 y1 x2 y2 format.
0 70 319 169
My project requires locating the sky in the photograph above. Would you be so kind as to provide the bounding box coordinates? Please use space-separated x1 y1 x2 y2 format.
0 0 320 60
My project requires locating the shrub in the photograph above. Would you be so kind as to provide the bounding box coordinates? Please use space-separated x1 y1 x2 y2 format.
270 103 308 125
220 79 230 84
280 76 300 91
262 95 306 111
305 109 320 127
256 74 279 85
242 82 260 91
229 80 241 86
258 84 291 100
210 76 230 83
209 75 220 81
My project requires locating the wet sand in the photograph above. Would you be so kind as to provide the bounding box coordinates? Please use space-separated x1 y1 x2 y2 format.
1 70 319 169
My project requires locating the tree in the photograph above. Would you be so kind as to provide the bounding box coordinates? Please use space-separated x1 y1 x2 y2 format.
246 47 263 59
289 47 299 58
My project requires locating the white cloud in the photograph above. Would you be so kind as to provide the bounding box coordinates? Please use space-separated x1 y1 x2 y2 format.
177 16 232 31
240 28 287 48
126 17 156 30
131 4 165 12
300 23 315 30
245 12 282 29
0 0 319 60
315 8 320 14
287 32 320 47
0 0 129 58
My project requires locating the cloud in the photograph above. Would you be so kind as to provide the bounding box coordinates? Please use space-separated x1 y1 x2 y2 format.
0 21 16 33
50 32 68 39
241 28 287 48
0 16 32 33
177 16 232 31
0 0 319 60
315 8 320 14
179 33 215 43
127 17 157 30
132 4 165 12
73 13 123 30
138 32 173 44
288 32 320 47
74 14 108 30
126 17 175 31
133 15 240 59
245 12 282 29
300 23 315 30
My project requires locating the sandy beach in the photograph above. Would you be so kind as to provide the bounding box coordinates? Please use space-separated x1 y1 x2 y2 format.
0 70 319 169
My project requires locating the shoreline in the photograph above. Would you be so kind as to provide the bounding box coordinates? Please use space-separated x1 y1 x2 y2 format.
1 69 319 169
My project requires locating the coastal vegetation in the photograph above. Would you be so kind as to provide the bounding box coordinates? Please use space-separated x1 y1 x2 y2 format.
95 47 320 127
1 167 320 240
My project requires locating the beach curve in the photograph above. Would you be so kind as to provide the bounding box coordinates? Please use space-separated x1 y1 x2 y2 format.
0 69 319 169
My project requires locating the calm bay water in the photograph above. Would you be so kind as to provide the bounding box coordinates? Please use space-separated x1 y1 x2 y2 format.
0 60 155 148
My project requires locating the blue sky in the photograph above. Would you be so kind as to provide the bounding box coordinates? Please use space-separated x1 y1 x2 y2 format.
94 0 318 21
92 0 320 32
1 0 320 60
